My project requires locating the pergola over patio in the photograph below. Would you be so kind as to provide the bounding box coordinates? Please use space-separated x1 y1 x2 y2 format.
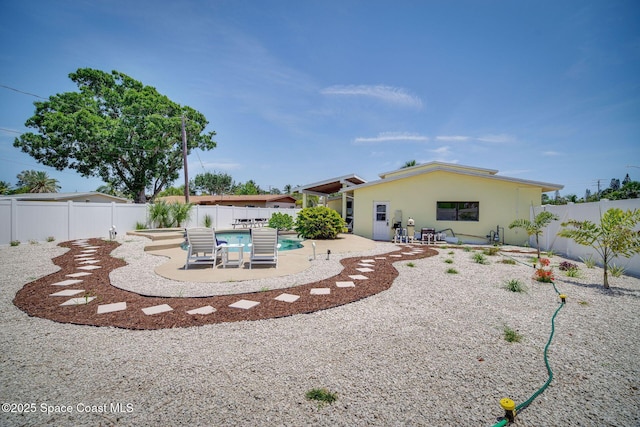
293 174 366 220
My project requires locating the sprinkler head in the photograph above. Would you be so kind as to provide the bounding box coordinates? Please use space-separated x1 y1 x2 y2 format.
559 294 567 304
500 398 516 423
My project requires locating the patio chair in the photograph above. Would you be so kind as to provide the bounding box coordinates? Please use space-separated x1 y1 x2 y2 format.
185 227 223 269
248 227 281 269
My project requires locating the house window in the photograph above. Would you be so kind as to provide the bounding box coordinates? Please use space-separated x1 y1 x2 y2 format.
437 202 479 221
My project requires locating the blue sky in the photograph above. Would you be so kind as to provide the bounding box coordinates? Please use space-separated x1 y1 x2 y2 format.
1 0 639 198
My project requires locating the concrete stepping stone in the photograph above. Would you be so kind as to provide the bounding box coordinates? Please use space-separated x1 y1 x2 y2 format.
73 240 88 245
349 275 368 280
229 299 260 309
75 257 95 262
79 260 100 264
60 297 96 306
336 281 355 288
75 254 93 258
50 289 85 297
66 272 92 278
84 246 100 249
358 263 374 267
275 293 300 303
77 265 101 270
142 304 173 315
97 302 127 314
310 288 331 295
361 259 376 263
187 306 216 315
375 257 386 260
390 254 402 257
401 252 415 255
356 267 374 272
81 249 97 254
52 279 84 286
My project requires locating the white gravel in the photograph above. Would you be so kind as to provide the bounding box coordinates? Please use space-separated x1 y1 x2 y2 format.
1 239 639 426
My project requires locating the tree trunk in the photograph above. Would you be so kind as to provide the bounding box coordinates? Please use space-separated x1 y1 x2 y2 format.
135 189 147 204
603 264 610 289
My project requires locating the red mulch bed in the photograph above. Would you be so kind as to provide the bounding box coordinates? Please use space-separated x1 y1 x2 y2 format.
13 239 437 330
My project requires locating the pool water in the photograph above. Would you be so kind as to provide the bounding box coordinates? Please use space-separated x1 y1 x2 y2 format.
182 231 304 251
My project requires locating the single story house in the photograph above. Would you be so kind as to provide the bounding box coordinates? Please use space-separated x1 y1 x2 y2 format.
0 192 130 203
158 195 297 209
296 162 563 245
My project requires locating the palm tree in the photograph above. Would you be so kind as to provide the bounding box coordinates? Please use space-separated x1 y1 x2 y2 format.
0 180 11 195
16 170 61 193
508 211 559 259
402 160 418 168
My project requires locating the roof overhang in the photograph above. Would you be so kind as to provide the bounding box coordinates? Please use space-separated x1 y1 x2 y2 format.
293 174 367 196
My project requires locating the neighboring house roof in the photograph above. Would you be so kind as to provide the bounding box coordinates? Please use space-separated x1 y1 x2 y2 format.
293 174 367 196
158 195 297 205
342 161 564 193
0 192 131 203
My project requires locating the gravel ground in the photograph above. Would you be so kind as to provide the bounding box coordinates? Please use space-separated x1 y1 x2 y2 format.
1 239 639 426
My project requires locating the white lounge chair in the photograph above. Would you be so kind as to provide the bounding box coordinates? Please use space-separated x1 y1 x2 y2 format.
185 228 223 269
248 227 281 269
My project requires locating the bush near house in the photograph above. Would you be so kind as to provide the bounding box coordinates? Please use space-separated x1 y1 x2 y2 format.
268 212 294 231
294 206 346 239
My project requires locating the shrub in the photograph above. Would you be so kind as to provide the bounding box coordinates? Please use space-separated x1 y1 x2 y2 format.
294 206 346 239
444 258 454 264
203 214 213 228
559 261 578 271
10 240 20 246
500 258 516 265
46 236 55 242
472 252 489 264
148 201 172 228
268 212 294 231
565 267 581 278
169 202 193 227
135 221 148 230
446 268 458 274
483 247 500 256
305 388 337 407
609 264 625 278
406 262 415 267
580 255 597 268
504 279 526 293
503 326 522 343
534 268 554 283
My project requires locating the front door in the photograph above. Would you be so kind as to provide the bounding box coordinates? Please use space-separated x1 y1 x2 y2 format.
372 201 390 241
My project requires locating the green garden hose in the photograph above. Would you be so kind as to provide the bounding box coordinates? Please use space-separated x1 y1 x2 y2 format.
490 254 566 426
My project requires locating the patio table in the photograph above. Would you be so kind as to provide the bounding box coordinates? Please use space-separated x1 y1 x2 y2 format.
220 244 245 268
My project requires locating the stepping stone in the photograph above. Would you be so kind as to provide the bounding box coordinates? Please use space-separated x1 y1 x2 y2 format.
358 263 374 267
97 302 127 314
75 257 95 262
84 246 100 249
51 279 83 287
77 265 101 270
390 254 402 258
73 240 88 245
229 299 260 309
310 288 331 295
187 306 216 315
81 249 97 253
361 259 376 263
75 254 93 258
66 272 92 278
349 275 368 280
356 267 374 273
60 297 96 306
142 304 173 315
401 252 415 255
336 281 355 288
79 260 100 264
275 293 300 303
50 289 85 297
375 257 386 260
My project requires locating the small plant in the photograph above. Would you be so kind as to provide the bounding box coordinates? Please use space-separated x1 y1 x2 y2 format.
444 258 454 264
545 250 556 257
203 214 213 228
46 236 55 242
504 279 526 293
305 388 337 407
472 252 489 265
559 261 578 271
406 262 415 267
135 221 148 230
564 268 581 278
580 255 597 268
259 286 270 292
503 326 522 343
534 268 554 283
500 258 516 265
10 240 20 246
483 247 500 256
463 247 472 252
447 251 455 255
446 268 458 274
578 300 589 306
609 264 625 278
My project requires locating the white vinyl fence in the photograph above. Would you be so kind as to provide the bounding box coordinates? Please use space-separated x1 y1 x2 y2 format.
0 200 300 244
533 198 640 278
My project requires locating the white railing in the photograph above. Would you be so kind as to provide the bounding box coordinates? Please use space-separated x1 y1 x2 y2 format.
533 198 640 278
0 200 300 244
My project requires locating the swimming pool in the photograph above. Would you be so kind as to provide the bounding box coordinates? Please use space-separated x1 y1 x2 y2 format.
182 230 304 251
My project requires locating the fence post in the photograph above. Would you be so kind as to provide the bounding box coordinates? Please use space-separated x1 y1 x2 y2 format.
67 201 73 240
10 199 18 242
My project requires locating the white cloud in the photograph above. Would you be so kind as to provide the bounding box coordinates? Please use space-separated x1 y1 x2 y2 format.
477 134 515 143
435 135 471 142
321 84 423 108
354 132 429 144
543 151 561 156
429 146 451 155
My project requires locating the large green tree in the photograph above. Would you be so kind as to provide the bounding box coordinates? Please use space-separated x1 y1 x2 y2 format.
193 171 233 195
14 68 217 203
16 170 61 193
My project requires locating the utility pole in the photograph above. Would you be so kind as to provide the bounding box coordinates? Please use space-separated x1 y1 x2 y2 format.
182 115 190 203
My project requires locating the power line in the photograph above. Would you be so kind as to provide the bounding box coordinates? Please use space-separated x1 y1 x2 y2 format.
0 84 46 100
